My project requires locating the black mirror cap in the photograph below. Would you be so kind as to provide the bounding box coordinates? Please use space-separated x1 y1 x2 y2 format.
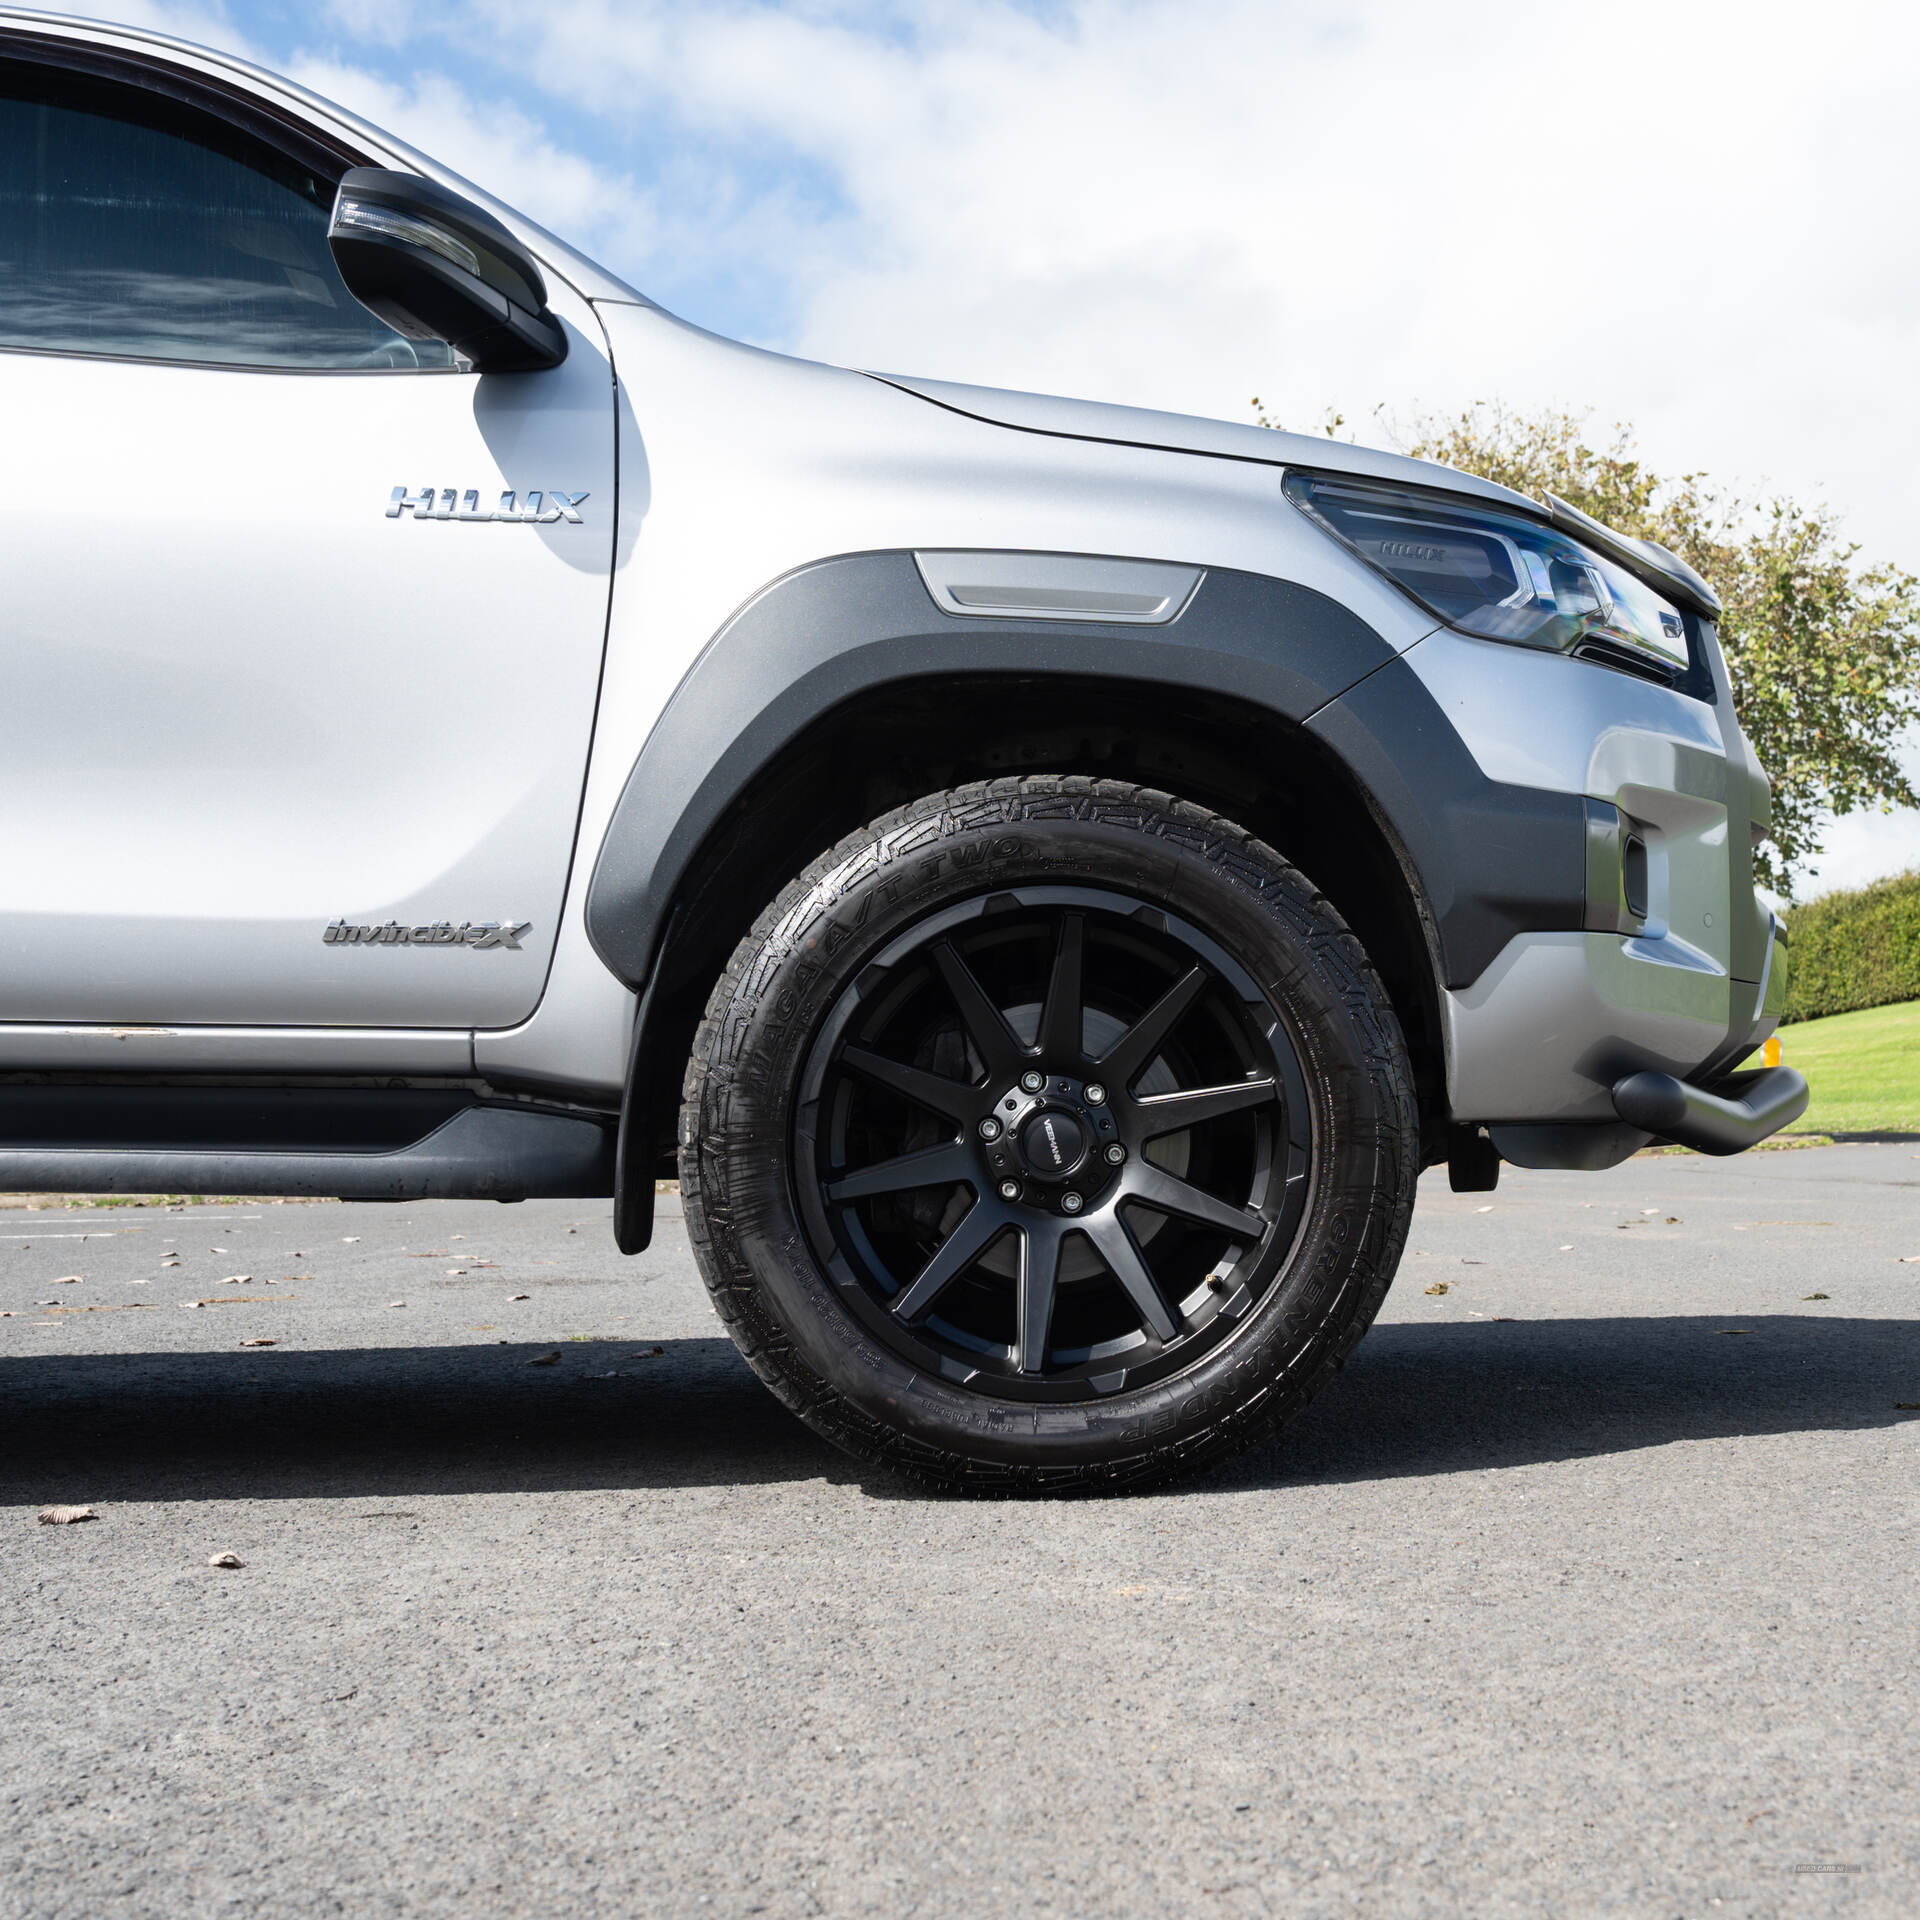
327 167 567 373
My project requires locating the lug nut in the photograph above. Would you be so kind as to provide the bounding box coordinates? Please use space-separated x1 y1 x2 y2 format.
1104 1142 1126 1165
1084 1083 1107 1105
979 1116 1002 1141
998 1180 1021 1201
1061 1192 1084 1214
1020 1070 1045 1093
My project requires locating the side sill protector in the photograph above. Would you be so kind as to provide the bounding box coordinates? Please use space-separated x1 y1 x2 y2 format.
0 1105 613 1201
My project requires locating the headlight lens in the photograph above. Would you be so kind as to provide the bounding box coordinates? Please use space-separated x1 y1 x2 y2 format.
1284 471 1691 682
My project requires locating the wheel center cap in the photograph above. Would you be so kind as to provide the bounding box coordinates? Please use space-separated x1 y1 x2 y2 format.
1017 1107 1089 1180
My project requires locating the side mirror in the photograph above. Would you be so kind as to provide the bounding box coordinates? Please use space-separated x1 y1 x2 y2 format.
327 168 567 373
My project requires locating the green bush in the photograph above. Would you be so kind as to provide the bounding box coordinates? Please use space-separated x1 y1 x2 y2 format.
1783 868 1920 1022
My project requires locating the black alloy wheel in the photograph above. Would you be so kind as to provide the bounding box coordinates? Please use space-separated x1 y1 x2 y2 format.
681 777 1418 1494
794 886 1313 1401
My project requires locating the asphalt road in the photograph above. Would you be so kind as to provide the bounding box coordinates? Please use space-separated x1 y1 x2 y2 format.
4 1143 1917 1919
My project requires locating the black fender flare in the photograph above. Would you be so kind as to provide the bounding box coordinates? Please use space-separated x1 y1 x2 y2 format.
589 551 1588 1247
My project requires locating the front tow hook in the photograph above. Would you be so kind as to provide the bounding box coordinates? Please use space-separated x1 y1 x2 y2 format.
1611 1064 1811 1156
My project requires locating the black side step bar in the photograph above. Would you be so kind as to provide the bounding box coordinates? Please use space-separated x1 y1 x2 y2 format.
1611 1064 1810 1157
0 1101 614 1201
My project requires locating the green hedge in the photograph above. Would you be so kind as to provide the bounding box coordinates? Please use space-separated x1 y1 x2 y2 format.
1783 868 1920 1022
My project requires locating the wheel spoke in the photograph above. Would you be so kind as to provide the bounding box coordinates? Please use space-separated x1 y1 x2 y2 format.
1133 1076 1279 1138
1035 912 1087 1063
1083 1215 1178 1342
826 1141 976 1203
1097 965 1207 1089
840 1045 978 1121
1125 1162 1268 1244
892 1201 1005 1320
1016 1220 1065 1374
931 941 1023 1078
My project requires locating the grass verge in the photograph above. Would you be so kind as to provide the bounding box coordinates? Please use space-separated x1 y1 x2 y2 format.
1779 998 1920 1136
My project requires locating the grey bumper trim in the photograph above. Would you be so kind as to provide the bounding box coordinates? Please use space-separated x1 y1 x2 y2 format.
1610 1065 1810 1156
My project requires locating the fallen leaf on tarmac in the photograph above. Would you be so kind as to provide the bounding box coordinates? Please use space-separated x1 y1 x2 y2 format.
206 1551 243 1568
1666 1217 1683 1224
508 1293 529 1301
37 1505 96 1525
220 1275 252 1285
386 1300 406 1309
342 1237 360 1243
1803 1293 1830 1301
1424 1282 1450 1296
1558 1244 1573 1251
524 1350 561 1366
239 1337 276 1347
51 1275 82 1285
445 1269 468 1276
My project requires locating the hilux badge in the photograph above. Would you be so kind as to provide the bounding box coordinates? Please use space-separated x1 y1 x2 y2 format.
388 487 587 523
325 920 531 949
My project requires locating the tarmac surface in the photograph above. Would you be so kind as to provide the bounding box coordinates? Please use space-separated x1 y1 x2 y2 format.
3 1142 1917 1918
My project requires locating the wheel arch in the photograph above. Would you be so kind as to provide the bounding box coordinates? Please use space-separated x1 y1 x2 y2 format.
588 550 1591 1220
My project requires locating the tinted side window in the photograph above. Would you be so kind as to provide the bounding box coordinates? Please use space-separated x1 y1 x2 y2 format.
0 59 455 370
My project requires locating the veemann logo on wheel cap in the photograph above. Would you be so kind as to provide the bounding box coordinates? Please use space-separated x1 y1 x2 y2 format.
324 920 531 949
1020 1110 1087 1175
387 487 587 524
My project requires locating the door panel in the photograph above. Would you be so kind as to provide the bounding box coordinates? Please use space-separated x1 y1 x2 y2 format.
0 292 615 1027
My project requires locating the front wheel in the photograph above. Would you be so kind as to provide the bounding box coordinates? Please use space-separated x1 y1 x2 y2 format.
680 777 1417 1493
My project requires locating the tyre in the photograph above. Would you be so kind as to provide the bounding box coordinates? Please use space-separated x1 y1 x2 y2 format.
680 776 1417 1493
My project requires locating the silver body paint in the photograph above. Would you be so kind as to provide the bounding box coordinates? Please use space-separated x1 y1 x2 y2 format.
0 9 1782 1134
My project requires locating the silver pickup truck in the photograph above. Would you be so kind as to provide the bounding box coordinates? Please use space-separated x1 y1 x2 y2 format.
0 10 1805 1489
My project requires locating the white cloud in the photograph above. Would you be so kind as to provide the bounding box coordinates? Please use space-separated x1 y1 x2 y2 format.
282 58 650 245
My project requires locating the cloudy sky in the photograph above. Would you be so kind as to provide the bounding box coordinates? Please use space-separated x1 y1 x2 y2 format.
110 0 1920 892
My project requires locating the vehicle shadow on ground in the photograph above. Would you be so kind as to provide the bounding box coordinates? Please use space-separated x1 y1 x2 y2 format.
3 1315 1915 1507
0 1338 851 1506
1211 1312 1920 1496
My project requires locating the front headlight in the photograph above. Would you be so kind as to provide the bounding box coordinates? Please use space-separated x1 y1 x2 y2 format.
1284 471 1692 684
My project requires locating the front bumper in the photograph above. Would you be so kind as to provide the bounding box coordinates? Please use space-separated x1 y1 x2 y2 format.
1461 901 1797 1168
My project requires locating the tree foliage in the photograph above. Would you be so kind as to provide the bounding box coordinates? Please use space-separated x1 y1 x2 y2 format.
1251 400 1920 894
